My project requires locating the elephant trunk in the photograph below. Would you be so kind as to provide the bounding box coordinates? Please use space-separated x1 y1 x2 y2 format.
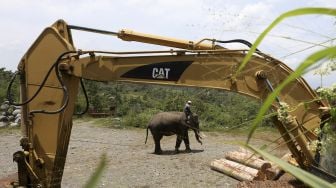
194 129 202 145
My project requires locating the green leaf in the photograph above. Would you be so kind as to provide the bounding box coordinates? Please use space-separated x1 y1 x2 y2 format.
84 153 107 188
247 47 336 143
235 7 336 78
246 145 335 188
239 7 336 143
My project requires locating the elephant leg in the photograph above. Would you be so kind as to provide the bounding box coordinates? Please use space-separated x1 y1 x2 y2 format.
183 131 191 152
153 133 163 154
175 135 183 153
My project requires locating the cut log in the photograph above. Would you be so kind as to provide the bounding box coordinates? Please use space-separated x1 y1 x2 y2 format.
265 153 297 180
211 160 255 181
225 151 272 171
210 159 266 181
218 159 267 180
265 166 284 180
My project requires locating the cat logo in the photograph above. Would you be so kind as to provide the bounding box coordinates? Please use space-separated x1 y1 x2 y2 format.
152 68 170 79
121 61 193 81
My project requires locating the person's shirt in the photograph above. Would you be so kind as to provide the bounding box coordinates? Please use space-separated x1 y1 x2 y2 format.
184 103 191 114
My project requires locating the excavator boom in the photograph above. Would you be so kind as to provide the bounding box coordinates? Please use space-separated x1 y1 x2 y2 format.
7 20 330 187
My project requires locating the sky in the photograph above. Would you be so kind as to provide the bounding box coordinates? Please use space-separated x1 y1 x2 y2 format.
0 0 335 89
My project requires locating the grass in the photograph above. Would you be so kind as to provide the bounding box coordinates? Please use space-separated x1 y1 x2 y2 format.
0 126 20 134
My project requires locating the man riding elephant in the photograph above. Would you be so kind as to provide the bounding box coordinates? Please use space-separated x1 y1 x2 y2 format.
184 100 192 124
145 111 202 154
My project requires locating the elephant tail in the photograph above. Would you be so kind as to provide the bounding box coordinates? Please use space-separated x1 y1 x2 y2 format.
145 126 149 144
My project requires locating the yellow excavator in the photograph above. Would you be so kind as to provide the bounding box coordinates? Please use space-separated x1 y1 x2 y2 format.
2 20 335 187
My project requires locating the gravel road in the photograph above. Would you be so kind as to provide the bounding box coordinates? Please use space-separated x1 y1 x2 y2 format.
0 120 286 188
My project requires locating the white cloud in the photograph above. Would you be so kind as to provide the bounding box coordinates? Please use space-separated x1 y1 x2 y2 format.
0 0 334 87
308 0 336 7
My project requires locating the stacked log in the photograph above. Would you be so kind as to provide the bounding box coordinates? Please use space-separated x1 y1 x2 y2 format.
211 159 265 181
210 148 289 181
225 151 271 171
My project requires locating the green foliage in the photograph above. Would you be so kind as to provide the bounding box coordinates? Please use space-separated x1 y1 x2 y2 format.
317 84 336 175
73 81 270 130
0 70 272 132
239 7 336 186
241 8 336 143
121 108 162 128
83 80 109 112
246 145 335 188
320 123 336 175
0 68 19 103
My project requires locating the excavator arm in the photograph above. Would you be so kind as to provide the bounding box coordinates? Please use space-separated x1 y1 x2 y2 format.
10 20 330 187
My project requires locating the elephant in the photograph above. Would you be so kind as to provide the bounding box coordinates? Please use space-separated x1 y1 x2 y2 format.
145 111 202 154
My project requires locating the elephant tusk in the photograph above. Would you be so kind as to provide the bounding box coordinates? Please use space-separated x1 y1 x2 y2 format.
199 132 206 138
196 132 204 139
195 133 203 145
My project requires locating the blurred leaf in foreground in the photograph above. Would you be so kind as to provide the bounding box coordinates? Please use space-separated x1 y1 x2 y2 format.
84 153 107 188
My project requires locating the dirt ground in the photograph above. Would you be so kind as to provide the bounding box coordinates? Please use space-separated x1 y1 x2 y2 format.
0 120 288 188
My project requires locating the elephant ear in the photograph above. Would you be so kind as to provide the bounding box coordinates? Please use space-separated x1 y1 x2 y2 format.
192 113 198 120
